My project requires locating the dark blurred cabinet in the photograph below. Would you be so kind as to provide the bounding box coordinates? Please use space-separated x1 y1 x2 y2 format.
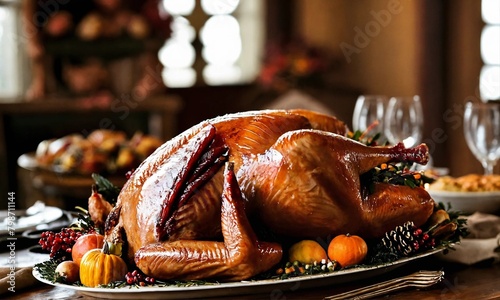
0 95 182 209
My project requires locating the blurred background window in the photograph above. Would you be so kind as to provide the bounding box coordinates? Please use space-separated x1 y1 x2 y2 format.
0 0 264 95
159 0 264 88
480 0 500 101
0 1 24 100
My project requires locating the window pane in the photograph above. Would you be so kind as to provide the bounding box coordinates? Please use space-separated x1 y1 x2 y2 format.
481 25 500 65
482 0 500 24
201 0 240 15
159 40 196 69
162 68 196 88
162 0 195 16
0 5 21 99
480 65 500 101
203 64 241 85
159 0 263 87
201 15 242 65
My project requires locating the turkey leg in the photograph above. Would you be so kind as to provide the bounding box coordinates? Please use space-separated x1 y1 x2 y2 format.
135 162 283 281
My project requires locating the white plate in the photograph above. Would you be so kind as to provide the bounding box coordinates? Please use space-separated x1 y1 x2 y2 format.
33 247 444 299
0 206 64 235
428 190 500 214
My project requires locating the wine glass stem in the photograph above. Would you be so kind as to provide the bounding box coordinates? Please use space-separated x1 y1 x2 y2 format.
483 162 495 175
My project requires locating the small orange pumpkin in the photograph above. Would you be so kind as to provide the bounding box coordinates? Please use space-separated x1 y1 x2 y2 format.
327 234 368 267
79 242 128 287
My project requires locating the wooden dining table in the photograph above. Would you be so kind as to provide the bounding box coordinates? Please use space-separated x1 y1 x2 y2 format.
3 254 499 300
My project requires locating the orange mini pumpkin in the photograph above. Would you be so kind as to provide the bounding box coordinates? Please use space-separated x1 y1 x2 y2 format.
79 242 128 287
327 234 368 267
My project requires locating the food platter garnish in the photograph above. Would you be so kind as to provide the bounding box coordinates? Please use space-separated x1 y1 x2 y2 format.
36 204 467 287
33 164 466 288
91 173 121 205
31 110 469 295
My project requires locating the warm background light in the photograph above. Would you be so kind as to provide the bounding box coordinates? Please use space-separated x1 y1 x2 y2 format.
162 0 195 16
480 0 500 101
482 0 500 25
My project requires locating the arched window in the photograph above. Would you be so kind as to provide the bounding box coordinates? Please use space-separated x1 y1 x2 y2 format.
0 0 264 98
480 0 500 101
159 0 264 88
0 1 23 99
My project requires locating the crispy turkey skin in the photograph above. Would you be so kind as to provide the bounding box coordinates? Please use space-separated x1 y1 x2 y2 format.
102 109 434 281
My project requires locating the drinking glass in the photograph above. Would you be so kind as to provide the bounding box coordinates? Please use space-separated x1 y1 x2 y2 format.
384 95 424 148
463 101 500 175
352 95 388 139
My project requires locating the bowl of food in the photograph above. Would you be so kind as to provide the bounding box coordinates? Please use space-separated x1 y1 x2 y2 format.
30 129 163 175
427 174 500 214
17 129 164 202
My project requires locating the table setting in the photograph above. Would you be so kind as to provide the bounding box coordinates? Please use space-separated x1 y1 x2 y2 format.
0 201 73 296
2 103 500 300
353 96 500 266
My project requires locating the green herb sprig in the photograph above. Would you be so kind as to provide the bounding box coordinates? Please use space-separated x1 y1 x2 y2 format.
348 130 383 146
360 162 434 194
92 173 121 205
34 259 64 283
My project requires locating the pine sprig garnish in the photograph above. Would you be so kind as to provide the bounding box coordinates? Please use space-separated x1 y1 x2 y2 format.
34 259 65 283
347 125 435 193
361 162 434 194
92 173 121 205
364 204 468 265
364 241 401 265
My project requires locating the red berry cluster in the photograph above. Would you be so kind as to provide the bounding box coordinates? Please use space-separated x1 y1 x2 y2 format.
39 228 82 259
412 227 436 251
125 270 156 286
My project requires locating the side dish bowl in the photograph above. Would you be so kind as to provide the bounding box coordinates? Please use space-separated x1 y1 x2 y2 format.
428 190 500 214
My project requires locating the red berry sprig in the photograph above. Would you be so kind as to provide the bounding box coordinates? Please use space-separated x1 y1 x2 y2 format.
39 228 82 260
125 270 156 286
412 226 436 252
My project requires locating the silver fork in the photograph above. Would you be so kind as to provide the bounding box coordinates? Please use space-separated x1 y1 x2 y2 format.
324 270 445 300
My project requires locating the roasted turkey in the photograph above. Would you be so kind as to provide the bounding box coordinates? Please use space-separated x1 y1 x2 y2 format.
101 109 434 281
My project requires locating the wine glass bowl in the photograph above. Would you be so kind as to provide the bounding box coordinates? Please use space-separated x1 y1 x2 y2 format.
352 95 388 139
463 101 500 175
384 95 424 148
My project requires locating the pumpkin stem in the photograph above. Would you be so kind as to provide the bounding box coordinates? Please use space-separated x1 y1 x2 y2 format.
102 241 110 254
108 242 123 256
346 233 351 237
102 241 123 256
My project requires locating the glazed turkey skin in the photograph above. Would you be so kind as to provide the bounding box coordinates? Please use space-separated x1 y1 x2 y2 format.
104 109 434 269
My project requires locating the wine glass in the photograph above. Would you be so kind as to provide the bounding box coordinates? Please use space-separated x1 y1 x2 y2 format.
352 95 388 140
384 95 424 148
463 101 500 175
